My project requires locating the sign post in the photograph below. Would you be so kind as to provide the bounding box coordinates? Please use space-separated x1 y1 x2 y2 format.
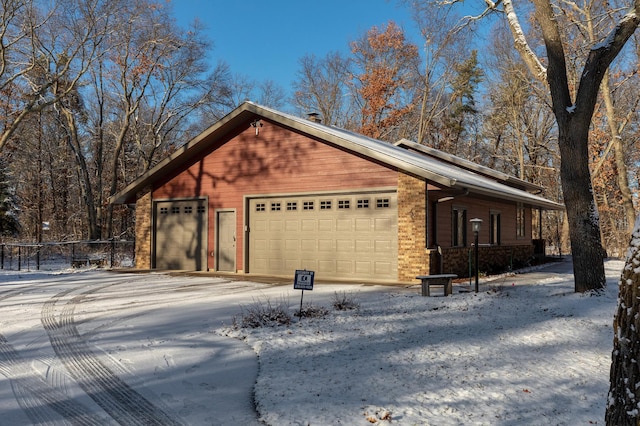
294 269 315 317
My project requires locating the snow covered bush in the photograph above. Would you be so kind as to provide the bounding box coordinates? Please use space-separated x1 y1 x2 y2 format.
332 290 360 311
294 303 329 319
233 297 292 328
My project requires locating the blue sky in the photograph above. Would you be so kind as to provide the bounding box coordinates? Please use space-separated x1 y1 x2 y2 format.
171 0 422 95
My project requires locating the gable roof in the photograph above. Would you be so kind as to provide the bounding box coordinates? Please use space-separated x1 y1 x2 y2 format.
110 101 563 210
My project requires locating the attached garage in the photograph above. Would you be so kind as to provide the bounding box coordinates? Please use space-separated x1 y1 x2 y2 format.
248 191 398 281
153 198 207 270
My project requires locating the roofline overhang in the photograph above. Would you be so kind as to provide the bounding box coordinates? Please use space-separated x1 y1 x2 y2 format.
395 138 545 193
111 101 564 212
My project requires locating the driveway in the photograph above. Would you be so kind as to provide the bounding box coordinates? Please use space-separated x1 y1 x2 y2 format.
0 269 389 425
0 271 266 425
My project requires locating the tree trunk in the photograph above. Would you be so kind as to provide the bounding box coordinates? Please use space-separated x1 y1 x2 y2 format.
606 217 640 425
558 119 606 292
104 113 131 240
60 107 101 240
598 42 636 245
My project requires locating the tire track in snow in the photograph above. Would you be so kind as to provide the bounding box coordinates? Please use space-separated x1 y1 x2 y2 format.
42 281 184 426
0 333 103 425
0 279 111 425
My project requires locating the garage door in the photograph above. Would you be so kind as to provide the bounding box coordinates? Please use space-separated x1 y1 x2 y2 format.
154 199 207 270
249 192 397 281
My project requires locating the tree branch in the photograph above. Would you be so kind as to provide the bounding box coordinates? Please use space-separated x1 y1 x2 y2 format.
503 0 548 82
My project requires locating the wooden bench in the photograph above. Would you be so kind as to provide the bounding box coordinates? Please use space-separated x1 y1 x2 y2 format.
71 255 107 268
416 274 457 297
71 257 89 268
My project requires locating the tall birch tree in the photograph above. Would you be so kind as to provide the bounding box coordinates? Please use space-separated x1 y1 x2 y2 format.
440 0 639 292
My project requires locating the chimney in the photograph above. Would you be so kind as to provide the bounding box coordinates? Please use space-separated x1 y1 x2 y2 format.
307 112 322 123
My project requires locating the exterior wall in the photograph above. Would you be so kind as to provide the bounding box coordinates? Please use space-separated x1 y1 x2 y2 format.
152 120 399 273
134 188 152 269
429 192 532 247
425 188 535 279
397 172 428 281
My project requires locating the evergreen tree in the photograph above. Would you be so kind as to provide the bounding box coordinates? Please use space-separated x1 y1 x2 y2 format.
443 50 484 154
0 158 20 238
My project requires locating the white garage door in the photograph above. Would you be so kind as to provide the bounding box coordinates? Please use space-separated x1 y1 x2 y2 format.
249 192 397 281
154 199 208 270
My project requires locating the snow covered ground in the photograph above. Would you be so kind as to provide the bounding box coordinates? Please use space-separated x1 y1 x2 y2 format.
0 258 625 425
227 258 623 426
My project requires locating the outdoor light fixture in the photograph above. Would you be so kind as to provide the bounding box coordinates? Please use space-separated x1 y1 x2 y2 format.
470 218 482 293
250 119 263 135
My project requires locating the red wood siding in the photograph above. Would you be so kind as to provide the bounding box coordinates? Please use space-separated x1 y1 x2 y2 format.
153 120 399 271
428 190 532 248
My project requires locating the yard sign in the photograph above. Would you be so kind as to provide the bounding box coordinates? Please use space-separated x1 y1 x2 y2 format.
294 269 314 290
294 269 315 318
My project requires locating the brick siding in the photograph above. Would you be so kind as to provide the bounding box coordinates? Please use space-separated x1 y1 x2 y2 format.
397 172 429 281
436 244 535 277
134 188 152 269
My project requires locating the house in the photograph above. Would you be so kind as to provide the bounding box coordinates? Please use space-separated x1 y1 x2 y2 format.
110 101 563 283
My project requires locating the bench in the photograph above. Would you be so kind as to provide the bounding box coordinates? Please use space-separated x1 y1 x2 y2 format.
71 255 107 268
416 274 457 297
71 257 88 268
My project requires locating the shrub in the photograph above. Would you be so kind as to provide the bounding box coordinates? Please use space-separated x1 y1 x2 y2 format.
332 291 360 311
294 303 329 319
233 297 292 328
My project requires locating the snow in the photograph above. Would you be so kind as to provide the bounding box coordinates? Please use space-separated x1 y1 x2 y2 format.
0 258 625 425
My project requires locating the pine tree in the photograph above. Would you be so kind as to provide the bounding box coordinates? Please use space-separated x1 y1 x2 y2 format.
0 158 20 238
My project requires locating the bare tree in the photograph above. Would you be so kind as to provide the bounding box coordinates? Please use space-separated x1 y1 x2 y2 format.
256 79 287 109
0 0 110 151
292 52 352 126
406 1 472 147
95 0 229 239
440 0 639 292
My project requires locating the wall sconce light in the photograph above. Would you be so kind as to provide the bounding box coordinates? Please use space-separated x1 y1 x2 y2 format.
251 119 263 135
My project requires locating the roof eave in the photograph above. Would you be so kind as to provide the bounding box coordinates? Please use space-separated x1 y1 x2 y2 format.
111 105 261 204
454 182 564 210
395 138 545 193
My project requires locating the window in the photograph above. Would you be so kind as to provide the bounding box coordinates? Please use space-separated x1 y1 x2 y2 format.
171 206 180 214
287 202 297 211
357 199 369 209
320 200 332 210
490 211 501 245
303 201 314 210
184 206 193 214
160 207 168 215
376 198 390 208
452 207 467 247
271 202 281 211
197 205 206 214
516 203 526 238
256 203 266 212
338 200 350 209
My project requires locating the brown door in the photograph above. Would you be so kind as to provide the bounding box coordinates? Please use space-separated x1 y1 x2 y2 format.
154 199 207 270
216 210 236 272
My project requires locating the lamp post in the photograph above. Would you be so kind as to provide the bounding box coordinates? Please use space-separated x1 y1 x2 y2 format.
470 218 482 293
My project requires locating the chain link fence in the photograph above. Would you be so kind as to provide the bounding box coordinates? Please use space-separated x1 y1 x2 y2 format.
0 241 135 271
